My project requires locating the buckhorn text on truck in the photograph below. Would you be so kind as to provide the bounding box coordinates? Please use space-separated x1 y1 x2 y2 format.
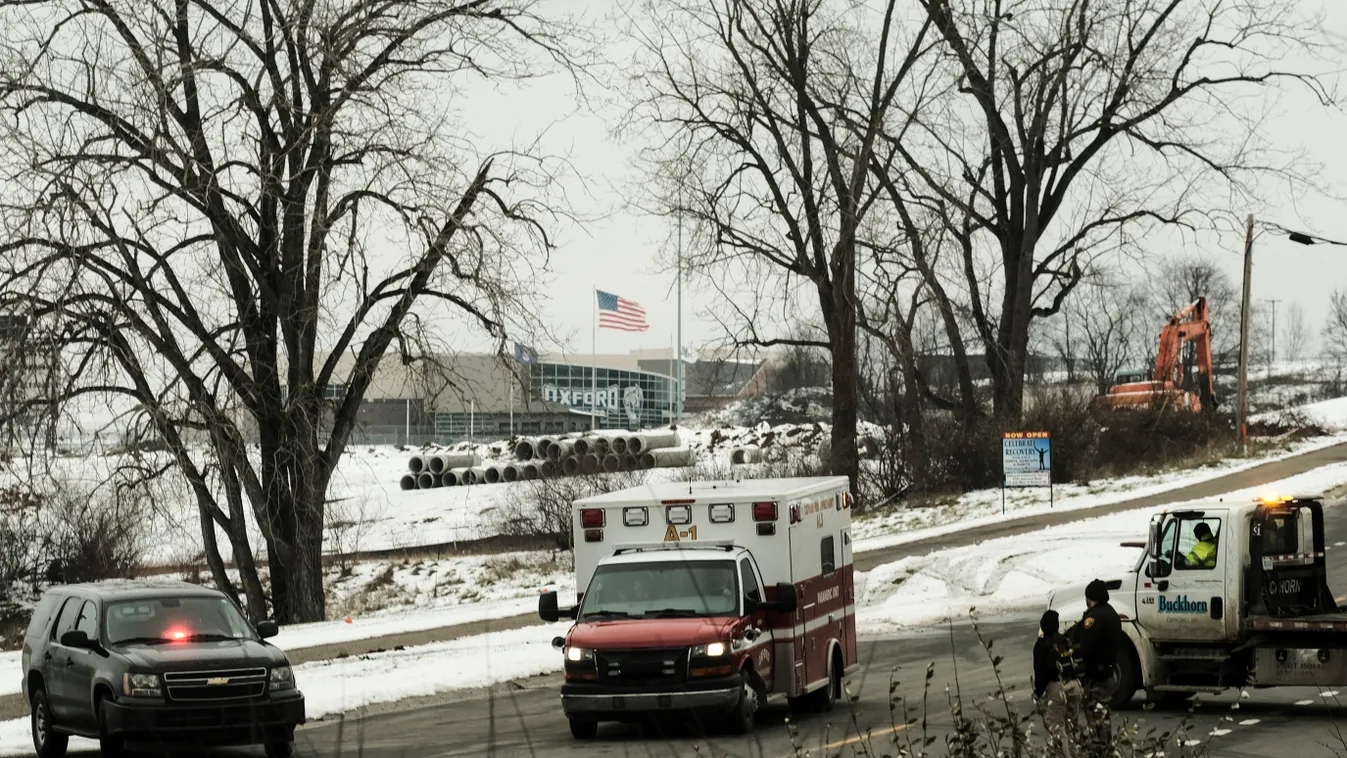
1049 495 1347 708
538 476 858 738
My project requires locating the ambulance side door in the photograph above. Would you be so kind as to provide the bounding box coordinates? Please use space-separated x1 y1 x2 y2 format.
739 557 775 692
787 506 814 696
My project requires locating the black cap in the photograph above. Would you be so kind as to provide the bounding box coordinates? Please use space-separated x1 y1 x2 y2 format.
1040 610 1060 636
1195 522 1213 540
1085 579 1109 603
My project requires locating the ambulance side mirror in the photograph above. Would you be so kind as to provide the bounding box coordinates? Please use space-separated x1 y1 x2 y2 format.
771 582 798 614
538 590 576 623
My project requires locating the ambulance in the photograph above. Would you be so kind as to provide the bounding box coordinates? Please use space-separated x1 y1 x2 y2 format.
538 476 858 738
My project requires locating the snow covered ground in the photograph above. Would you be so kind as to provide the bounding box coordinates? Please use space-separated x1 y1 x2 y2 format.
855 460 1347 633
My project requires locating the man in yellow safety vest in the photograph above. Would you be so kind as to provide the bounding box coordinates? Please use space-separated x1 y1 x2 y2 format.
1186 523 1218 568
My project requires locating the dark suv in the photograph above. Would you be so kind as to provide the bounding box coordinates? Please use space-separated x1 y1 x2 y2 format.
21 580 305 757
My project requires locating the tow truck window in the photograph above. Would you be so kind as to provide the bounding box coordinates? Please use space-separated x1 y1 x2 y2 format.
1175 518 1222 571
739 558 761 602
579 560 739 619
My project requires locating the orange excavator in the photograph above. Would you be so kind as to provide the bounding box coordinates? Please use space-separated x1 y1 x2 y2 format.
1096 297 1217 413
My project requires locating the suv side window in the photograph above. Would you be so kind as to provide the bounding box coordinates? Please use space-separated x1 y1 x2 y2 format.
74 601 98 639
50 598 80 642
25 594 62 641
739 558 761 603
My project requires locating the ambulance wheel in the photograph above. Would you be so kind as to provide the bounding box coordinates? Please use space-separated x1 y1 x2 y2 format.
568 718 597 739
810 650 841 712
724 672 759 735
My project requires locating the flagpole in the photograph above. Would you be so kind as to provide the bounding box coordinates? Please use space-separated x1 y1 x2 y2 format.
676 188 684 425
592 286 598 431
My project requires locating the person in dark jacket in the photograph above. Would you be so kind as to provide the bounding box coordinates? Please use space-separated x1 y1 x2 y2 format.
1073 578 1123 750
1033 610 1082 758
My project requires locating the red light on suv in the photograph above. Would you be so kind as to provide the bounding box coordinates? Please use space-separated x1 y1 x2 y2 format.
752 502 777 521
581 509 604 528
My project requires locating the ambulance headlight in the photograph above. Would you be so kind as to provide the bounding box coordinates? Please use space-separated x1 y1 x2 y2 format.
692 642 727 658
565 646 594 662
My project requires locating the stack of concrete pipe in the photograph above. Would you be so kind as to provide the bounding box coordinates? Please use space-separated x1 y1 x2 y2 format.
401 430 698 489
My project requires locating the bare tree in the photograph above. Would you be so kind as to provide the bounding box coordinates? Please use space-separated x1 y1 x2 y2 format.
1066 280 1149 395
0 0 586 623
1282 303 1310 363
889 0 1330 420
1324 292 1347 366
622 0 933 495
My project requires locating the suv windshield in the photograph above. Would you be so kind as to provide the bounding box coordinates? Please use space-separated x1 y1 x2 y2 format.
580 560 739 619
104 596 258 645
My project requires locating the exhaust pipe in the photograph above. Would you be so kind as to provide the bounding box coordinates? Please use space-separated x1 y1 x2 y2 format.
602 453 621 472
648 448 694 468
502 465 520 483
731 445 763 465
562 456 581 476
416 472 440 489
399 474 418 490
408 455 426 474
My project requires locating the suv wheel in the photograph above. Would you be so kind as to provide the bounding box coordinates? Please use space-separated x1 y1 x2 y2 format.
30 687 69 758
265 740 296 757
96 696 126 758
568 718 598 739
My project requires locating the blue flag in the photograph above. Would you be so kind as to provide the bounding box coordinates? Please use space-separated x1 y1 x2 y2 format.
514 342 538 364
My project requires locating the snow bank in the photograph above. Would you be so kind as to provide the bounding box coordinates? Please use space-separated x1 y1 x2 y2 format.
855 461 1347 633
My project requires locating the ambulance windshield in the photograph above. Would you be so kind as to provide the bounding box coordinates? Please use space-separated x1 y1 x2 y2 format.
580 560 739 619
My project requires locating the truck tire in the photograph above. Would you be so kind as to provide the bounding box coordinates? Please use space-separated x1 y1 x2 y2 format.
30 687 68 758
1109 642 1141 710
265 740 296 757
724 672 759 735
809 650 842 713
96 695 127 758
568 718 598 739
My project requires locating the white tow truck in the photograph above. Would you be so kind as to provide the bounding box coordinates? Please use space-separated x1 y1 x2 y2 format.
1049 495 1347 708
538 476 859 738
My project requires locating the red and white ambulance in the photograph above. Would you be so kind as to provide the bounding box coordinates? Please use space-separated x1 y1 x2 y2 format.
538 476 858 738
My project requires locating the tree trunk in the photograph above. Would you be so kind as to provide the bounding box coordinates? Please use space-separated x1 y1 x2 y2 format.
825 275 861 501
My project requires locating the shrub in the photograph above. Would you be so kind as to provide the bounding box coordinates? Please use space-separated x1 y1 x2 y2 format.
497 471 648 550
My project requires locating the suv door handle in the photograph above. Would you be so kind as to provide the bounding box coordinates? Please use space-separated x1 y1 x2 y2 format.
42 652 52 661
64 657 73 668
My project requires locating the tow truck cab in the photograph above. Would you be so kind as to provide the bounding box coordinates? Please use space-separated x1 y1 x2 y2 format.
538 476 858 739
1048 495 1347 708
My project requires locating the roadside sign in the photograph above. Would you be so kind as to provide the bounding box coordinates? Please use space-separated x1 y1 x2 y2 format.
1003 431 1051 487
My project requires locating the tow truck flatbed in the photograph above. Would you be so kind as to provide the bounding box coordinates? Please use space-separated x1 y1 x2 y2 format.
1244 613 1347 633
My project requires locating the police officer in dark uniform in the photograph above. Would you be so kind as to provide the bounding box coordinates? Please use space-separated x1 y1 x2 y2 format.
1073 578 1123 750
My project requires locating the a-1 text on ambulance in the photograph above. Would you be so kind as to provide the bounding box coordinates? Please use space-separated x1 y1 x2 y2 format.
538 476 858 739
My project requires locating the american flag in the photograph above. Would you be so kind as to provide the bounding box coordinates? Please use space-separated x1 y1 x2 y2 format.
597 290 649 332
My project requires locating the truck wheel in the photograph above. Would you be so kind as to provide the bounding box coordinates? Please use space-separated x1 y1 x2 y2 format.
30 687 69 758
568 718 598 739
265 740 296 757
1109 643 1141 710
724 672 759 735
96 695 126 758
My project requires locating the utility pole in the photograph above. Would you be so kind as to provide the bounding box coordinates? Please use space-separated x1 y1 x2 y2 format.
1236 215 1254 456
675 189 684 426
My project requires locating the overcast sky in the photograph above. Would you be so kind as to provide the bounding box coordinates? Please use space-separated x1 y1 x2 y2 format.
448 0 1347 360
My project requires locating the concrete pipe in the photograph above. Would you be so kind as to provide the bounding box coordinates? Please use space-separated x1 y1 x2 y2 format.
501 465 520 483
574 436 597 456
440 469 462 487
427 455 448 474
622 454 638 471
482 465 503 484
536 437 557 459
448 467 474 486
548 440 575 462
408 456 426 474
649 448 695 468
514 439 536 461
465 467 488 485
638 452 656 470
580 453 600 475
593 437 611 456
602 453 621 473
416 472 440 489
561 456 581 476
633 430 680 454
522 462 541 480
542 460 560 478
731 445 763 465
399 473 417 491
610 436 628 455
626 435 644 455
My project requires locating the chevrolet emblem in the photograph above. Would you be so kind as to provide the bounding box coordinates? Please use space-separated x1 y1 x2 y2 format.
206 677 230 686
